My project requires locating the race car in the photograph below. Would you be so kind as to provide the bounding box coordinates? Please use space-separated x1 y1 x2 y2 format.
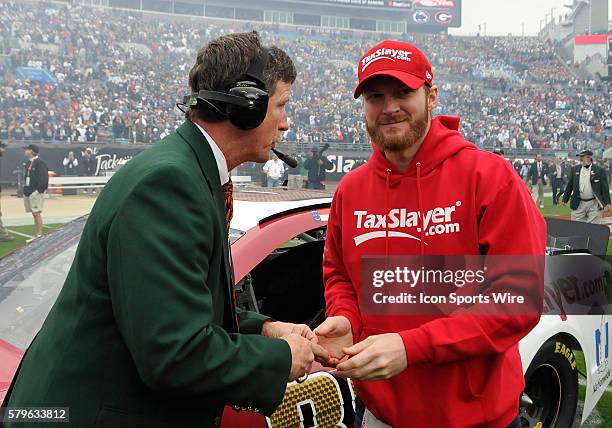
0 187 610 428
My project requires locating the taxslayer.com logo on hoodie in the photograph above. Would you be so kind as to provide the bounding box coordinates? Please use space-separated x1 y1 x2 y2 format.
353 201 462 246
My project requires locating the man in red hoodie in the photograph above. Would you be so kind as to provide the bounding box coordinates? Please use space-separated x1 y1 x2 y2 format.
315 40 546 428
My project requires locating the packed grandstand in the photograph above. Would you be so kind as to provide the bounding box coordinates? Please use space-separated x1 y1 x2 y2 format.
0 0 610 161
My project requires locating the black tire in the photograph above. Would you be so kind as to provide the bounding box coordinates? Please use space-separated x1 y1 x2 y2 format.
519 338 579 428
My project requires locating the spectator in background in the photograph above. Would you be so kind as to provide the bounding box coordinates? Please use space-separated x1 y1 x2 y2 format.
112 114 125 140
0 186 13 242
563 150 610 223
0 141 14 242
304 146 333 189
85 126 97 143
520 160 530 185
262 153 285 188
551 156 566 205
286 152 303 189
23 144 48 240
512 159 522 176
81 147 97 194
63 151 78 176
81 148 96 176
528 153 548 208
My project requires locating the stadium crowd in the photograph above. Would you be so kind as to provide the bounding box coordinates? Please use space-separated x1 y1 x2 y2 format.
0 1 610 157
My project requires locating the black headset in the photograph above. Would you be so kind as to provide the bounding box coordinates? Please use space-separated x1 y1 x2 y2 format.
181 47 269 130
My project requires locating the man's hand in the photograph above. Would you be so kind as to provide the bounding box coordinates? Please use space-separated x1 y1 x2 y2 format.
604 204 611 212
262 321 315 341
264 321 330 370
314 316 353 367
336 333 407 381
283 334 315 381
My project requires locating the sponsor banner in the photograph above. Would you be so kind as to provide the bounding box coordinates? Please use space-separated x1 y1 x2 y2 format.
324 154 367 175
1 144 149 184
293 0 412 8
2 145 371 184
412 0 461 27
414 0 455 6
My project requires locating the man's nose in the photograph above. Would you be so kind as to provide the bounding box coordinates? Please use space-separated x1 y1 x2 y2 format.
279 113 289 132
381 97 401 116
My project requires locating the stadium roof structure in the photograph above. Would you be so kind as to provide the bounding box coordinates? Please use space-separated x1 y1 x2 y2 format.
90 0 462 33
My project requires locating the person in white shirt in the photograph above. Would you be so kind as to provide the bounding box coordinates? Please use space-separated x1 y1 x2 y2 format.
263 154 285 187
562 150 611 223
63 151 79 176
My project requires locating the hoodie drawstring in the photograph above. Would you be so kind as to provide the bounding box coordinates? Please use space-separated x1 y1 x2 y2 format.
416 162 425 255
385 169 391 257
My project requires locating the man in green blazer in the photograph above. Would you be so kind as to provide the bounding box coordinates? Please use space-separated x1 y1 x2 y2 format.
562 149 610 223
2 32 325 427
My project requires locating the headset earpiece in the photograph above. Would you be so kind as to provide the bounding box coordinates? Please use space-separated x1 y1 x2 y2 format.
183 47 270 130
226 84 269 130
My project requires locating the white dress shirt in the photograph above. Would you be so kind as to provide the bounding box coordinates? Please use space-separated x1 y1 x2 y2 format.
579 165 594 199
194 122 229 186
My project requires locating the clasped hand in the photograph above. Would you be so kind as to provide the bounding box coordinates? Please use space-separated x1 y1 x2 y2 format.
262 321 329 381
313 316 407 381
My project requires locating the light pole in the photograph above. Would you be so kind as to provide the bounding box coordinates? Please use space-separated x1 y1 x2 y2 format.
588 0 592 35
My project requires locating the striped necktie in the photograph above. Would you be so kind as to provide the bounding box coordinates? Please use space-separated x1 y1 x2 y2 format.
222 178 233 233
222 178 239 331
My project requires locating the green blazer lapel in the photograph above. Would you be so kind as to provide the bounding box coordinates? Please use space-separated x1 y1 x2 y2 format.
176 120 227 226
177 121 221 190
176 120 232 300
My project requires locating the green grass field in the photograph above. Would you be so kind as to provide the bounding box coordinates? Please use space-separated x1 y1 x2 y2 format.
0 224 61 258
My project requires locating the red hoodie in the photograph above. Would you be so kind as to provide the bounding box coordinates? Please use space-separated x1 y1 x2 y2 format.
323 116 545 428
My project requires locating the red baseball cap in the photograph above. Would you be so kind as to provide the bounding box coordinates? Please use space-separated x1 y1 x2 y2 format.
354 40 433 99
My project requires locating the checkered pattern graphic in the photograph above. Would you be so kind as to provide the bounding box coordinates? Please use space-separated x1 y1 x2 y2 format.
267 372 344 428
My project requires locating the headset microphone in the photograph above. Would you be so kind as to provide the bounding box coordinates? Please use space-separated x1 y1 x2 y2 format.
272 148 298 168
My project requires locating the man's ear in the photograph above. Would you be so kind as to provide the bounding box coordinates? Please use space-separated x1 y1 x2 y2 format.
427 85 439 111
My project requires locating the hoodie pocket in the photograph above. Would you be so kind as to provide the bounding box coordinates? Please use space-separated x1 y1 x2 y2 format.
461 356 493 399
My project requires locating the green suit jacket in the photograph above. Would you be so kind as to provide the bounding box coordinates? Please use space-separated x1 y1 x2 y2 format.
4 121 291 427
